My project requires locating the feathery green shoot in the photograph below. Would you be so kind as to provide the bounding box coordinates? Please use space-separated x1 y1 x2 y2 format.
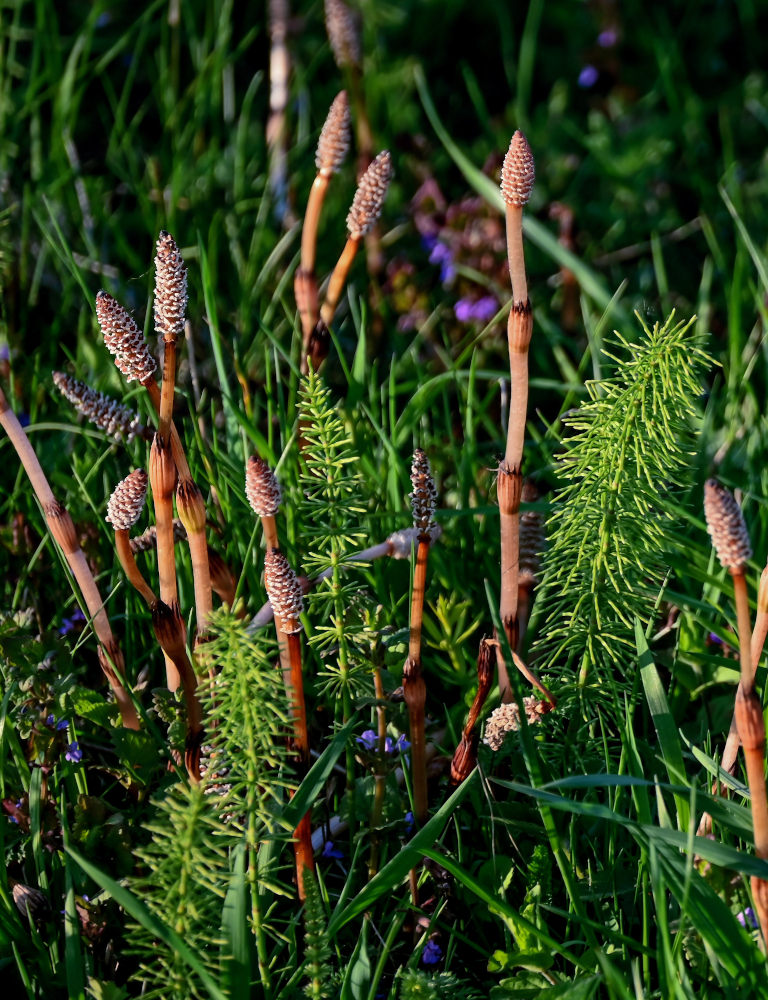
534 312 711 699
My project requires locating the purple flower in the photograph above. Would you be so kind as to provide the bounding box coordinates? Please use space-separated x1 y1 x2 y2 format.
356 729 378 751
428 241 456 284
738 907 758 928
56 718 69 731
18 412 30 428
322 841 344 859
0 344 9 362
455 296 499 323
472 296 498 322
455 299 475 323
396 734 411 753
421 939 442 966
598 28 618 48
65 742 82 763
578 65 599 89
404 811 415 834
58 608 86 636
45 714 55 726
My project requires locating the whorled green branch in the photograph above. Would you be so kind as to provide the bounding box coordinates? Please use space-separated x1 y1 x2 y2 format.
533 312 711 697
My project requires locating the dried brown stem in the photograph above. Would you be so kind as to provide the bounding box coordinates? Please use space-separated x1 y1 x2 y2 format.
450 637 495 786
0 388 139 728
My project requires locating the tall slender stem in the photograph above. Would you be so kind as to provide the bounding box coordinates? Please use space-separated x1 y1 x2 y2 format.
264 549 315 899
497 131 535 703
0 387 139 729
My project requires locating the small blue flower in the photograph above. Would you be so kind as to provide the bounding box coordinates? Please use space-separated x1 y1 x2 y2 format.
17 412 30 428
45 714 55 726
428 241 456 284
396 734 411 753
598 28 618 47
384 735 395 754
421 939 442 966
58 608 86 636
56 718 69 731
578 65 599 89
738 907 758 928
404 810 415 834
322 841 344 859
356 729 378 751
65 742 83 763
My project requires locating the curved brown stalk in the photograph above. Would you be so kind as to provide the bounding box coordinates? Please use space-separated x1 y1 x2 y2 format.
0 387 139 729
450 637 495 786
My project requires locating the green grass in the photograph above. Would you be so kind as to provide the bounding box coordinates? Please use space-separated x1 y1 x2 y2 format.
3 0 768 997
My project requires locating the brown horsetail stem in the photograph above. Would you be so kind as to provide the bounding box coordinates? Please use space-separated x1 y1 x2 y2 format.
450 637 495 786
297 92 350 366
263 548 314 899
319 150 393 333
0 386 139 729
703 479 768 943
107 471 202 779
152 600 203 782
97 272 213 648
53 372 150 442
718 562 768 780
403 449 436 829
497 131 535 702
149 433 181 690
152 233 214 648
